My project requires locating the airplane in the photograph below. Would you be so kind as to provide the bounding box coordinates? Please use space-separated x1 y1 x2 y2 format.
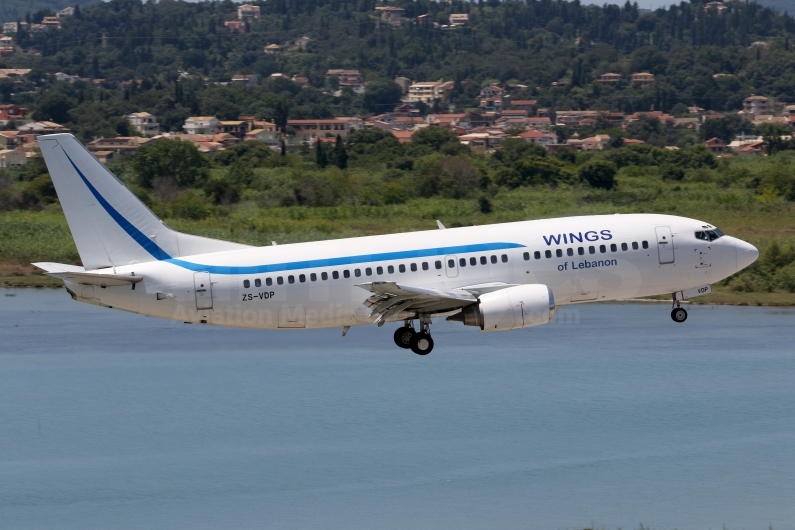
33 133 759 355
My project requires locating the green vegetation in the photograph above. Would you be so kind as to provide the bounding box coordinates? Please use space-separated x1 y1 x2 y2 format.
4 135 795 304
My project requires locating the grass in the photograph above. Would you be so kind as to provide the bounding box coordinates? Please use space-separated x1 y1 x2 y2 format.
3 155 795 304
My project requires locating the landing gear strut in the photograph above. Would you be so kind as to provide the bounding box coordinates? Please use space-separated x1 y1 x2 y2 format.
671 294 688 323
394 318 434 355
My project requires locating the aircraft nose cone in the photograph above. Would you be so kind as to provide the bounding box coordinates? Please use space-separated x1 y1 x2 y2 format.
735 238 759 272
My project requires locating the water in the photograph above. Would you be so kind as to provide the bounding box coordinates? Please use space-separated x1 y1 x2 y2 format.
2 288 795 530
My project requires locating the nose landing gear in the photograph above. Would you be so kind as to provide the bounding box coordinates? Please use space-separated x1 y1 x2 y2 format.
393 318 434 355
671 294 688 323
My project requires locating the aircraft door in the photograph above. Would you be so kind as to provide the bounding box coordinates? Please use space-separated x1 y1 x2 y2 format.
445 255 459 278
194 271 213 310
655 226 675 264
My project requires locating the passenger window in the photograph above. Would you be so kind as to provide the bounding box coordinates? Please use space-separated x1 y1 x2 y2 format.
388 265 395 274
411 263 417 272
435 261 442 269
642 241 649 249
555 249 562 258
343 270 350 278
399 264 406 273
288 275 295 284
470 257 477 266
459 258 466 267
277 276 284 285
366 267 372 276
480 256 487 265
545 250 552 259
610 244 617 252
632 242 639 250
310 273 317 281
621 243 628 251
422 262 429 271
523 252 530 261
354 269 361 277
243 279 250 288
321 272 328 280
578 247 584 255
377 266 384 275
254 279 261 287
332 271 339 280
491 255 497 264
534 251 541 260
589 246 596 254
599 245 606 253
567 248 573 256
299 274 306 283
266 277 272 286
448 259 455 268
501 254 508 263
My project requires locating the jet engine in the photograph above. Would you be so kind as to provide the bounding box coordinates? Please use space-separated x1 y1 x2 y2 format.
448 284 555 332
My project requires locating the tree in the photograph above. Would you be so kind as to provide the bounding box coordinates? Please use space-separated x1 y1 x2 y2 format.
411 127 461 151
363 80 403 113
579 159 617 190
32 92 76 124
132 140 210 189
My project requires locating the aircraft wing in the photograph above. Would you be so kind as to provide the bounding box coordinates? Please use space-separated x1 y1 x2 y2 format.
356 281 520 325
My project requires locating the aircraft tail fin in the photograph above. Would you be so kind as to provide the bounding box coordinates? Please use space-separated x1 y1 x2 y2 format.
37 134 251 270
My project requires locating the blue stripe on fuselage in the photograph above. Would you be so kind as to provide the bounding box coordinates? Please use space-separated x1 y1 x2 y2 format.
61 147 173 260
166 242 525 275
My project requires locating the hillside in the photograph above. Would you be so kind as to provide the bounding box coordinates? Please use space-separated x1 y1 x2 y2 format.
756 0 792 13
0 0 98 23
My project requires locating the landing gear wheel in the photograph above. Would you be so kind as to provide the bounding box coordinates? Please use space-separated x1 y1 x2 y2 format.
671 307 688 323
410 332 434 355
393 326 415 349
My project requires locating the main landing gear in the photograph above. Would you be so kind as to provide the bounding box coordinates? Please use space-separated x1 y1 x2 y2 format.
671 294 688 323
393 318 434 355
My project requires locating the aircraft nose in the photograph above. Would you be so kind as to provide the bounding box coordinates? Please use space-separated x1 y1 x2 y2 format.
735 238 759 272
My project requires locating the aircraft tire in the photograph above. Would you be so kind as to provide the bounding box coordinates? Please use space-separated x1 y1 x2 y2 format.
671 307 688 323
410 332 434 355
394 326 415 349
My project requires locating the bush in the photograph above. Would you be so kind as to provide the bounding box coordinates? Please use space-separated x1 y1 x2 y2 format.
133 139 210 189
579 159 617 190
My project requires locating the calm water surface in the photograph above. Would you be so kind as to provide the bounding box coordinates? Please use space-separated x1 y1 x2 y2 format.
1 288 794 530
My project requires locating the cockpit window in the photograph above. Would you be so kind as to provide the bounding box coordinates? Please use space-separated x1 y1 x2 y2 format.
695 229 723 241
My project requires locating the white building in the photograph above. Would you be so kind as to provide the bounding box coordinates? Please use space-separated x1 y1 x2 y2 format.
57 7 75 18
0 149 27 168
2 22 18 33
406 80 454 103
237 4 261 20
183 116 220 135
128 112 160 136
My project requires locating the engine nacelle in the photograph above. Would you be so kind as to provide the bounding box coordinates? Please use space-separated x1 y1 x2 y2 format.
448 284 555 332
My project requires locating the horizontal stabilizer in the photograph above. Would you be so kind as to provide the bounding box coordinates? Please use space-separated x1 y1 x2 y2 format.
34 262 141 287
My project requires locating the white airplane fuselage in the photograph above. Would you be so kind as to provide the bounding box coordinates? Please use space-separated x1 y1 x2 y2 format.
63 213 754 330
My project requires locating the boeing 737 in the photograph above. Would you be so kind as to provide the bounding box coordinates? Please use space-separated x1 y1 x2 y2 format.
34 134 759 355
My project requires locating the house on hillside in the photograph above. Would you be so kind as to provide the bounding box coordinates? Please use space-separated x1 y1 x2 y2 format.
326 69 363 88
631 72 655 88
3 22 18 33
128 112 160 136
406 80 454 103
480 85 506 98
704 137 727 154
57 7 74 18
375 6 406 23
581 134 611 151
184 117 220 135
743 95 771 117
596 73 621 85
231 74 259 87
0 149 26 168
263 44 282 54
217 120 249 139
237 4 261 20
224 20 246 33
449 13 469 26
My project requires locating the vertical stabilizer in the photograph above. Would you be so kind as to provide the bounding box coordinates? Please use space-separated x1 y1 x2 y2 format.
37 134 250 270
